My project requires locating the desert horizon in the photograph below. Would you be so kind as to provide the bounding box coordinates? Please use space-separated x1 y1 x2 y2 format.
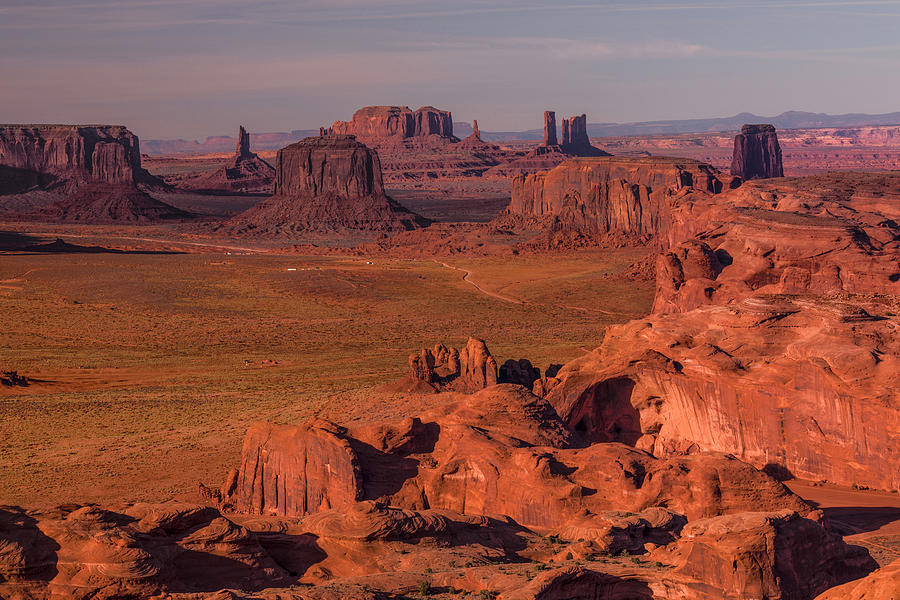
2 1 899 599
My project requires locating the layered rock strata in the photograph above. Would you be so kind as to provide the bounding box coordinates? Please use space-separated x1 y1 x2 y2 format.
0 124 187 221
731 123 784 180
226 135 428 233
542 172 900 490
503 156 733 242
329 106 457 149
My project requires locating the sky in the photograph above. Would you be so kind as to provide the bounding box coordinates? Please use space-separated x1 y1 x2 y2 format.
2 0 900 140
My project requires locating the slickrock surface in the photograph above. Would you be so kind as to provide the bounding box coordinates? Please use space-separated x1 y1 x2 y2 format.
178 126 275 193
731 123 784 180
0 124 188 221
226 135 428 234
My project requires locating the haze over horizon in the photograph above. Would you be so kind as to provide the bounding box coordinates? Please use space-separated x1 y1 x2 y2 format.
3 0 900 140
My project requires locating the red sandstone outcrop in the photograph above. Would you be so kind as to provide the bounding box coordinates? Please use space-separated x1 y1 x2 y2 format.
226 135 428 234
393 338 551 393
221 385 809 525
0 503 289 599
543 172 900 491
815 558 900 599
663 511 876 599
543 111 558 147
179 126 275 194
0 124 188 222
500 156 733 241
486 111 611 178
731 123 784 180
330 106 457 149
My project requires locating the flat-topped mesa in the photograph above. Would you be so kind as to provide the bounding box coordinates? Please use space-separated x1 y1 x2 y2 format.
0 124 143 190
505 156 731 241
543 111 558 146
227 134 428 233
731 123 784 180
561 114 590 154
0 124 190 222
329 106 457 148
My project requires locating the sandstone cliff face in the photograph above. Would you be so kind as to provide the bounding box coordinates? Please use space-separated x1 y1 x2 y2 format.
0 124 190 222
731 123 784 180
505 157 732 241
222 385 809 526
226 135 428 233
0 125 142 189
665 511 876 599
330 106 456 148
544 172 900 491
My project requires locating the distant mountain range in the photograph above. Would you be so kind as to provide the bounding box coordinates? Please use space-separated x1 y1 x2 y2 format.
455 110 900 141
143 129 318 155
142 111 900 155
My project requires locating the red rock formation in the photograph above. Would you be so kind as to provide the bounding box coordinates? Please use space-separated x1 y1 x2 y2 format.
0 503 289 599
731 123 784 180
502 156 732 240
543 172 900 490
0 125 142 188
330 106 457 149
0 124 189 222
543 111 558 147
815 558 900 600
397 339 543 393
179 126 275 194
226 135 428 234
230 420 363 516
222 384 809 526
664 511 876 599
472 120 481 140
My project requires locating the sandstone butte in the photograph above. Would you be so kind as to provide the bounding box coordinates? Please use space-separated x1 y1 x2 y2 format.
731 123 785 180
179 125 276 194
225 134 429 234
328 105 457 149
0 124 189 222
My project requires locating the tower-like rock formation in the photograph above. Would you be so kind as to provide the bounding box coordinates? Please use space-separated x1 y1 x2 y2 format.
472 120 481 140
543 111 558 146
730 124 784 180
561 114 591 154
235 125 252 159
180 125 275 194
227 134 428 233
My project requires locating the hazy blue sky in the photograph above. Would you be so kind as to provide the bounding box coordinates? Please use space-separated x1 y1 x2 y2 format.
2 0 900 139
